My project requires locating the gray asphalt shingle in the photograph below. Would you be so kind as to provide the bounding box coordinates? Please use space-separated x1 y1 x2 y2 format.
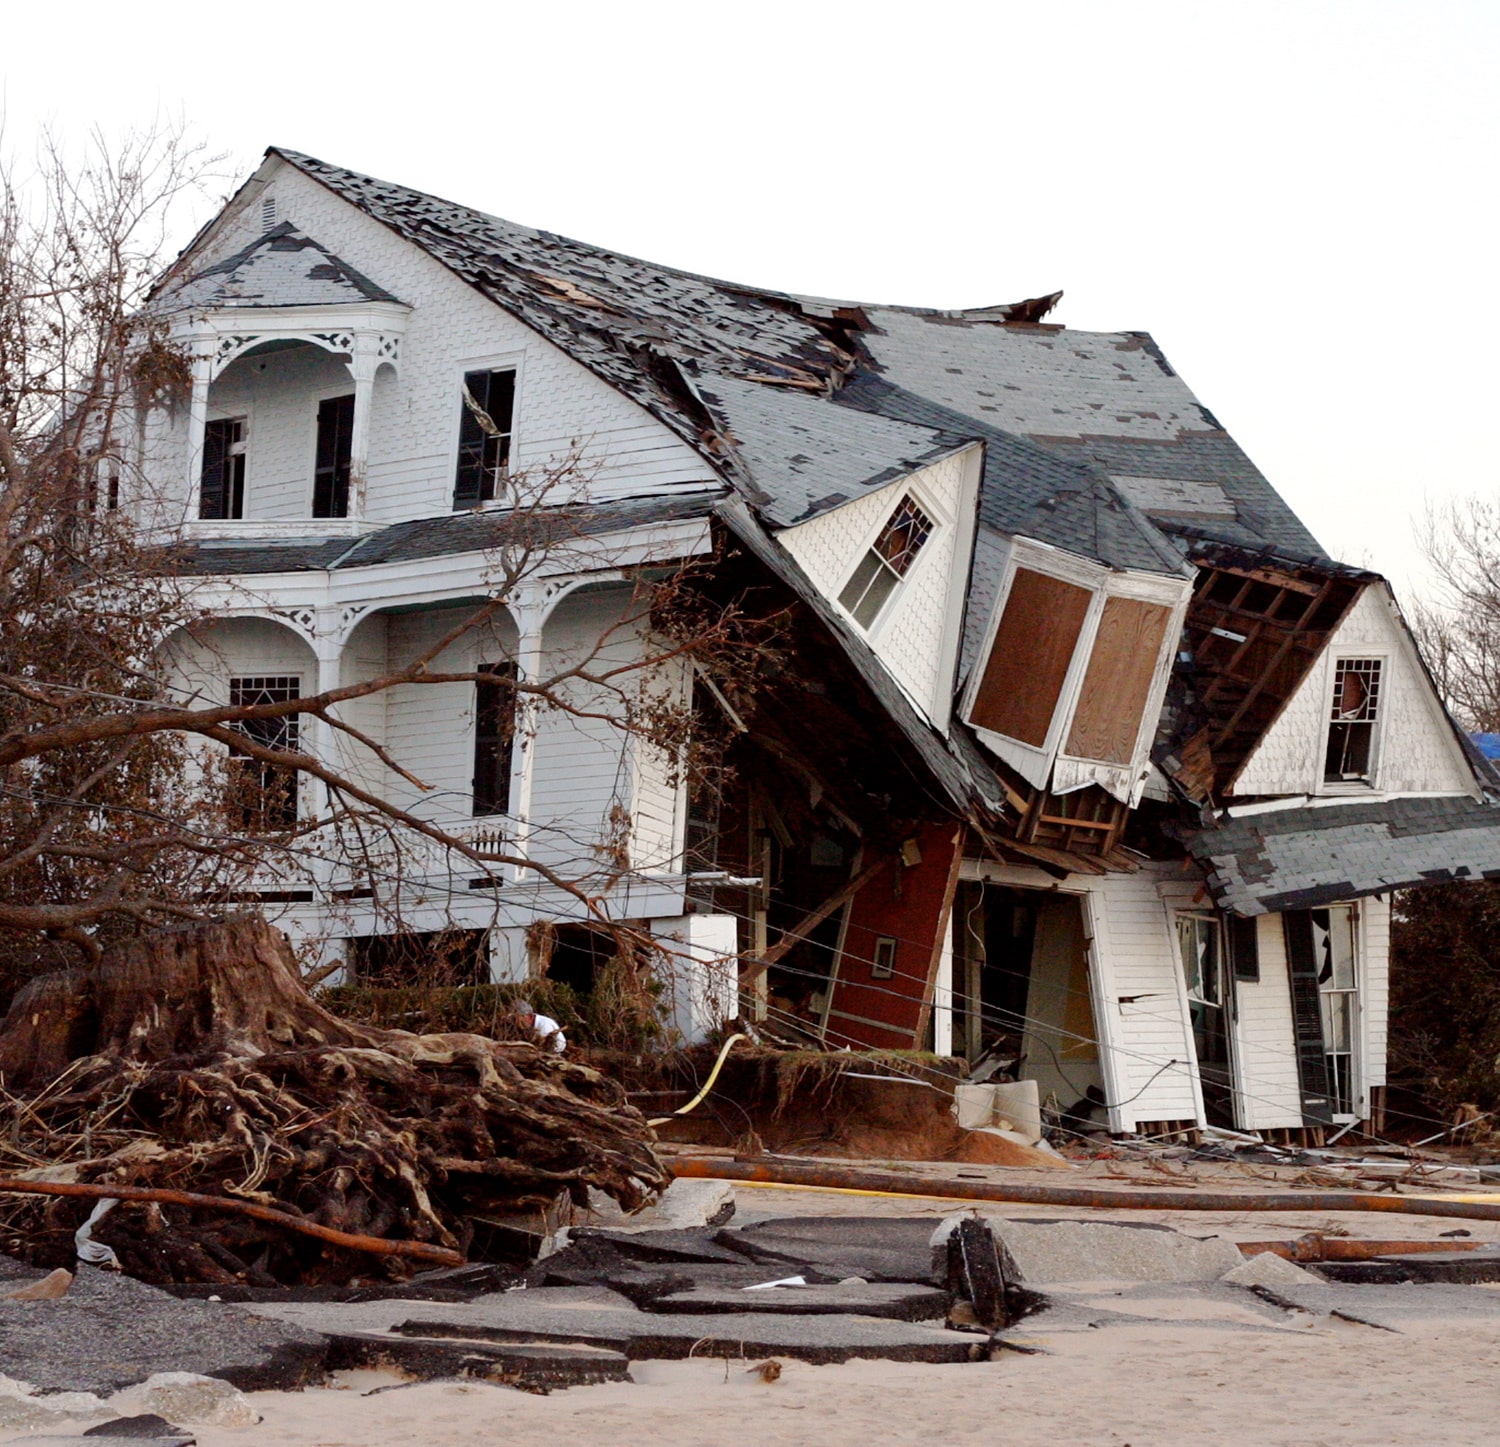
157 222 402 311
1177 795 1500 914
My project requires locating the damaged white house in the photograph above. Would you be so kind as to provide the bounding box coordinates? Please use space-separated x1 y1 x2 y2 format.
136 147 1500 1143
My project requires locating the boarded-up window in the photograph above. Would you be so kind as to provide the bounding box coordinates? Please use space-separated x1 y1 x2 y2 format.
969 569 1091 747
1065 597 1172 764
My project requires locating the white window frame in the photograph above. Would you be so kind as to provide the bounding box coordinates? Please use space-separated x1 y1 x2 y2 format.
447 350 525 511
831 479 948 643
1313 901 1363 1122
1318 653 1389 794
306 381 359 520
202 406 252 520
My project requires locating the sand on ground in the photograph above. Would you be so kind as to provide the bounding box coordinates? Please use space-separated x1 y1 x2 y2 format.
13 1172 1500 1447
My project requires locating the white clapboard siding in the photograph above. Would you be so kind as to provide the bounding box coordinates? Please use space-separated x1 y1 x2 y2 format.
332 613 392 799
527 589 646 875
775 450 974 727
1231 915 1305 1130
629 654 690 875
160 159 717 528
381 609 490 821
1234 585 1474 798
165 616 319 704
1361 895 1391 1095
1089 870 1202 1129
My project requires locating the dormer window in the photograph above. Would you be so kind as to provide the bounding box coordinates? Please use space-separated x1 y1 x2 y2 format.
199 417 247 520
838 495 934 628
454 368 516 508
1324 658 1382 784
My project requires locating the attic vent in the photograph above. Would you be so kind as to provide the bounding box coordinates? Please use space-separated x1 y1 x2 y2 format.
260 195 277 232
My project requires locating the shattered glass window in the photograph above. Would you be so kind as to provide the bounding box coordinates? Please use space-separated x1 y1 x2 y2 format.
1324 658 1382 783
453 368 516 508
1177 914 1222 1006
1312 904 1359 1115
838 495 935 629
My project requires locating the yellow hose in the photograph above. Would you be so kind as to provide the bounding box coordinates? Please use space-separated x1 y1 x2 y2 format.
648 1032 747 1127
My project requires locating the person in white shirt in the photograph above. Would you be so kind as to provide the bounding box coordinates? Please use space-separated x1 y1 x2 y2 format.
514 999 566 1053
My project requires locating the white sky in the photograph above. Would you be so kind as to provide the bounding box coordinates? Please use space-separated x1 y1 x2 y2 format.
5 0 1496 599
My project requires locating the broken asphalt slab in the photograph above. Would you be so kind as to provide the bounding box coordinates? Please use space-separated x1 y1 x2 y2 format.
1316 1248 1500 1286
714 1216 939 1282
0 1257 325 1395
643 1281 948 1320
242 1286 982 1365
982 1217 1243 1286
1248 1280 1500 1332
323 1331 629 1388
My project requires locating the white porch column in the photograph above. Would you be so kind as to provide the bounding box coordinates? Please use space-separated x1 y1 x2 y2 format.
345 332 380 519
184 349 214 513
505 587 549 883
302 628 343 892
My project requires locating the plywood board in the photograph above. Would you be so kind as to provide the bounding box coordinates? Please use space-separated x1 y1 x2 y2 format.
970 569 1092 747
1065 596 1172 764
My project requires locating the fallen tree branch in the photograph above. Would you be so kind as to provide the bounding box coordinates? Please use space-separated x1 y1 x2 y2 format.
0 1177 465 1267
668 1156 1500 1223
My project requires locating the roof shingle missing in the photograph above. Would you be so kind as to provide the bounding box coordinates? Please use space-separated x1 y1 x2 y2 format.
156 222 403 311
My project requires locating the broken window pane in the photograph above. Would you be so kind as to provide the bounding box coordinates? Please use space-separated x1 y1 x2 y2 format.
838 495 934 629
1323 658 1382 783
1177 915 1222 1006
200 417 246 519
1311 904 1359 1114
453 369 516 509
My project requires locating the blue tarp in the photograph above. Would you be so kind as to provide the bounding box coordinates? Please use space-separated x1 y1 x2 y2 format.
1473 734 1500 760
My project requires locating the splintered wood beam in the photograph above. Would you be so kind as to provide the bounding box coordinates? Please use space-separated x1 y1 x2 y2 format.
1211 580 1340 745
738 855 890 985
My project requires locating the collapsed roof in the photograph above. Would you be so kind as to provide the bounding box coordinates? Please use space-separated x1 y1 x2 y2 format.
164 149 1497 876
187 149 1326 576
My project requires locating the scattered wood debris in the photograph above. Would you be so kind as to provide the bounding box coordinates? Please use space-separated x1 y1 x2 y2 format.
0 917 666 1285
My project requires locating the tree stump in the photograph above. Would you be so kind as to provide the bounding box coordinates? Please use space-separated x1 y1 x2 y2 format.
0 916 666 1284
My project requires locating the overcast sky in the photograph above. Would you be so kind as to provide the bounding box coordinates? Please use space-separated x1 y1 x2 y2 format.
5 1 1495 599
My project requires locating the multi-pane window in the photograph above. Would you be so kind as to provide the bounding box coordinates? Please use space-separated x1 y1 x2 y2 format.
837 495 935 629
228 675 301 830
1324 658 1382 783
453 369 516 508
200 417 247 520
472 662 517 816
313 394 355 519
1312 904 1359 1116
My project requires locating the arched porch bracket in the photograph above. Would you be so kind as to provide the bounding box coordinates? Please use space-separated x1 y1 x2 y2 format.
178 301 410 521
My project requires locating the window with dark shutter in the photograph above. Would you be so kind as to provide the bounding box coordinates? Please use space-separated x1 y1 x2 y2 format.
200 418 246 519
313 394 355 519
227 675 301 830
453 369 516 509
1282 910 1336 1126
472 662 517 816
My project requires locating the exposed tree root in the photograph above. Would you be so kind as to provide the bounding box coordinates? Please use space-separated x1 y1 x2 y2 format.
0 916 666 1284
